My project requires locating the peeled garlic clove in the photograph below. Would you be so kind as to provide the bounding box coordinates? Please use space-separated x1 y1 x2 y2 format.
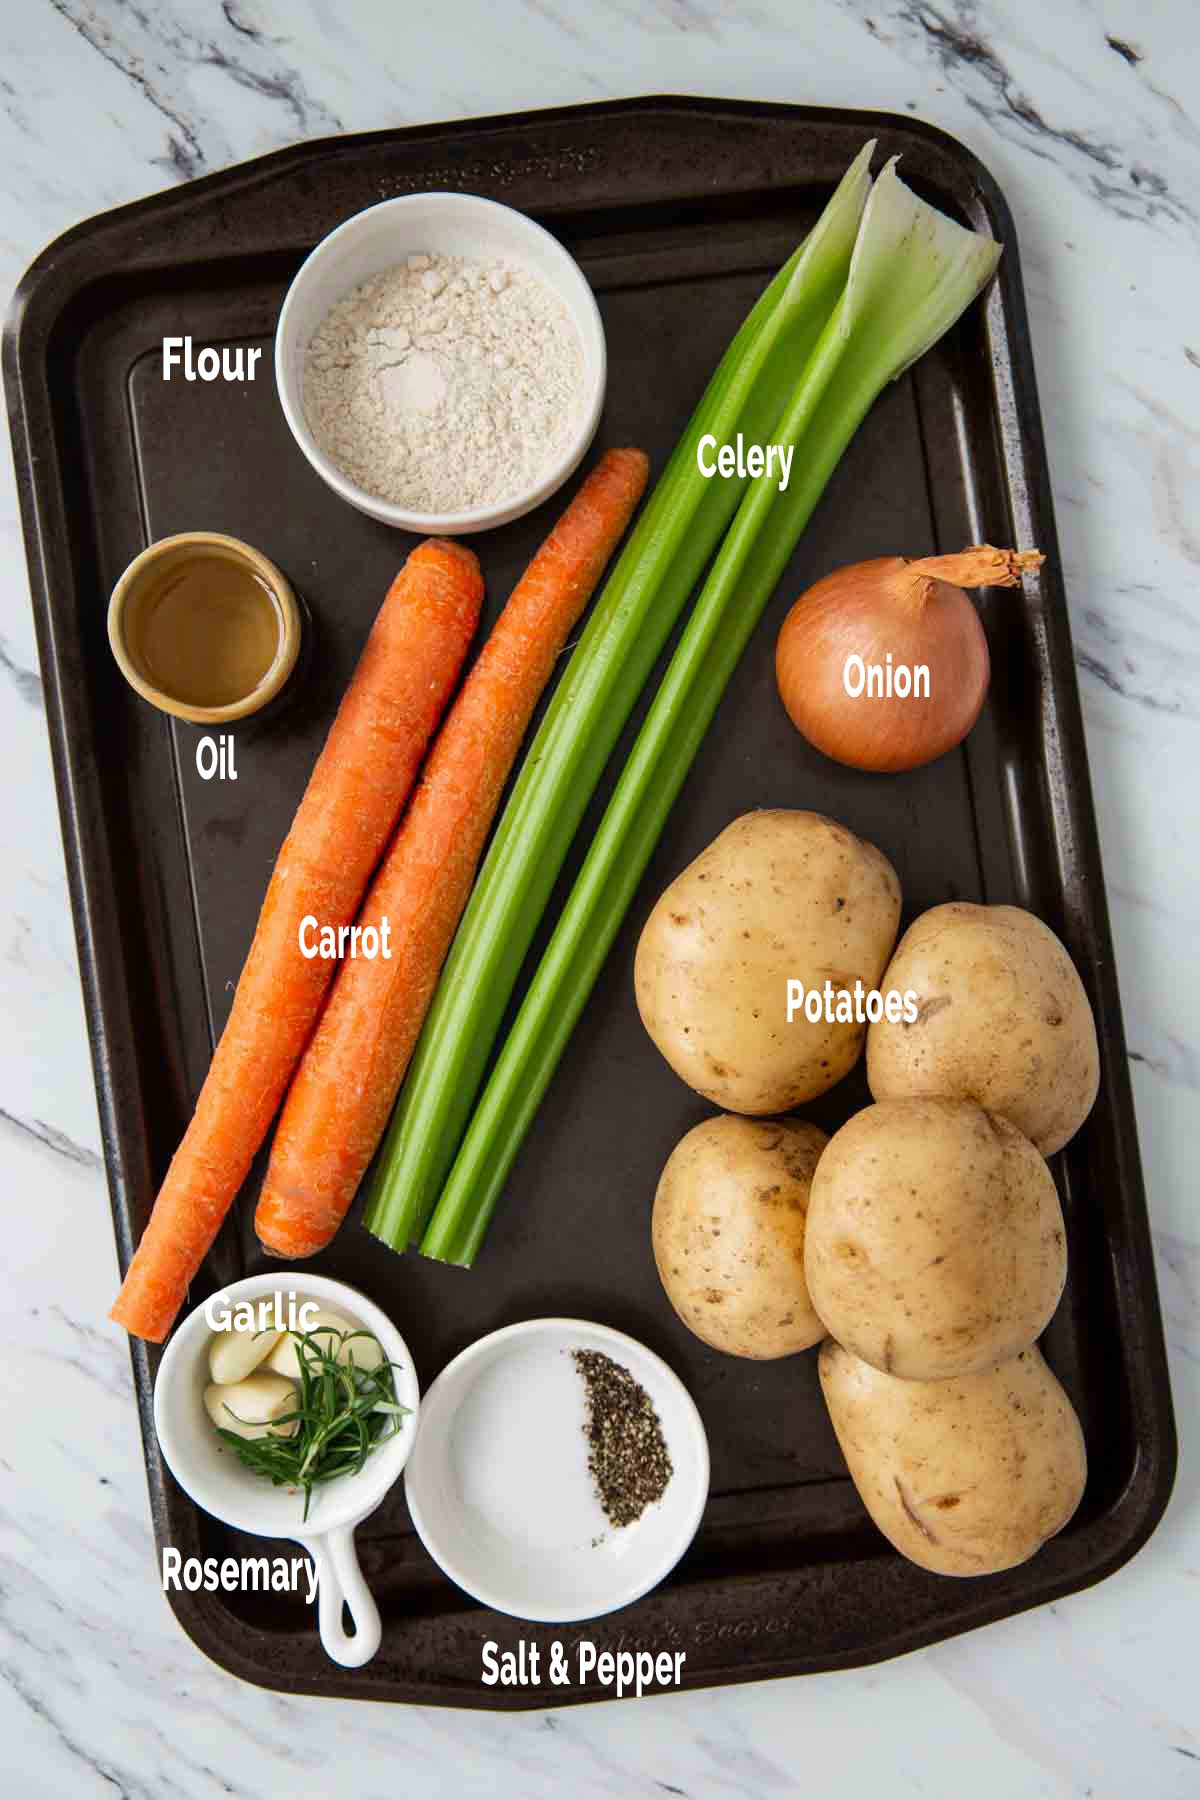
205 1374 298 1441
265 1308 383 1378
208 1323 283 1386
265 1308 353 1379
335 1328 384 1374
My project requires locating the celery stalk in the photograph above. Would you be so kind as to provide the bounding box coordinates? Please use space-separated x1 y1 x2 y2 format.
364 146 874 1253
420 160 1003 1265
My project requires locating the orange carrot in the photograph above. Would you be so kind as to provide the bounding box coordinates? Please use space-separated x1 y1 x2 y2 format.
111 540 483 1340
255 449 650 1258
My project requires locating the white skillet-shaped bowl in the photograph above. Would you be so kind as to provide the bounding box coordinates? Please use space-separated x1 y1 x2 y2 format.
154 1272 419 1668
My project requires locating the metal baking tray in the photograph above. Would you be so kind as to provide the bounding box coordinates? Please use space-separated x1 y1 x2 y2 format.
5 96 1175 1706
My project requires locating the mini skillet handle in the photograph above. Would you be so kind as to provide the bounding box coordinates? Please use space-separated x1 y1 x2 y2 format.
300 1525 382 1668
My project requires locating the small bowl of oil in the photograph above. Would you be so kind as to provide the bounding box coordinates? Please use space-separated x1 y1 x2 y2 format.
108 532 301 724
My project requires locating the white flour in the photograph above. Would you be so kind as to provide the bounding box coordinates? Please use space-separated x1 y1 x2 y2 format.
303 252 587 514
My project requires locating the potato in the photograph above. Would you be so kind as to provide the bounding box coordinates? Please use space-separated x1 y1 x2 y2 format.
804 1098 1066 1379
820 1339 1086 1576
867 902 1099 1155
635 810 902 1114
652 1115 828 1358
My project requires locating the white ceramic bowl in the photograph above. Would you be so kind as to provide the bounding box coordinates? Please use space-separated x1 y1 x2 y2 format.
404 1318 709 1623
274 192 607 534
154 1272 420 1668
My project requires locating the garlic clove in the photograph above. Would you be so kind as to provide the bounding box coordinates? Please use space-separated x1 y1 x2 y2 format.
205 1374 299 1441
336 1328 384 1374
264 1308 384 1379
208 1323 283 1386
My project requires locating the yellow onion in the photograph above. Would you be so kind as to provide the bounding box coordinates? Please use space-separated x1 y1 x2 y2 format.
775 545 1042 773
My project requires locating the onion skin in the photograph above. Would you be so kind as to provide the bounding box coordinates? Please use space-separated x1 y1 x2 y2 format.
775 548 1041 774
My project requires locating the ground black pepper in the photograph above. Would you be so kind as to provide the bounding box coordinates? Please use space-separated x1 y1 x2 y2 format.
571 1348 673 1528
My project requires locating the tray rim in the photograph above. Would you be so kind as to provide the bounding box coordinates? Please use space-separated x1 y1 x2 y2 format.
4 92 1177 1709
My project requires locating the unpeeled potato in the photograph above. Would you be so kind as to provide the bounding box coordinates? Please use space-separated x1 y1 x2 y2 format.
820 1339 1086 1576
867 902 1099 1155
652 1114 828 1358
804 1097 1066 1380
635 810 902 1114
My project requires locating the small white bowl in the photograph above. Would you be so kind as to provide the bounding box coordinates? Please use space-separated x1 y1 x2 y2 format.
404 1318 709 1623
274 192 606 534
154 1272 419 1668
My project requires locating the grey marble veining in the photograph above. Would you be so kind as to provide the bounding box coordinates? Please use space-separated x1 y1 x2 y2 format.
1 1 1196 1794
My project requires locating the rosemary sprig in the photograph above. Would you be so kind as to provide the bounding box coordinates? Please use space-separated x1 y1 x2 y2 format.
214 1326 409 1521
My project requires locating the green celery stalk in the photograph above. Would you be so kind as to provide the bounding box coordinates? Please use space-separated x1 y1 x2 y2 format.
420 159 1004 1265
364 145 874 1253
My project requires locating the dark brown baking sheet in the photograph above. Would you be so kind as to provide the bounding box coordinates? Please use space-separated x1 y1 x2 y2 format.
4 96 1175 1706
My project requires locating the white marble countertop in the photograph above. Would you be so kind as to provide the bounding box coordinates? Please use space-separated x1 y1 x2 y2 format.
2 1 1195 1794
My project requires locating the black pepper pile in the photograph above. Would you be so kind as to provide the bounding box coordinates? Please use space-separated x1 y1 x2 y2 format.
571 1349 674 1528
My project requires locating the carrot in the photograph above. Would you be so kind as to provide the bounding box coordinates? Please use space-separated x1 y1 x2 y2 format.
255 449 650 1258
111 540 483 1340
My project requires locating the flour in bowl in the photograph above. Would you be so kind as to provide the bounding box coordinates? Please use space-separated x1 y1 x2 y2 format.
303 252 588 515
